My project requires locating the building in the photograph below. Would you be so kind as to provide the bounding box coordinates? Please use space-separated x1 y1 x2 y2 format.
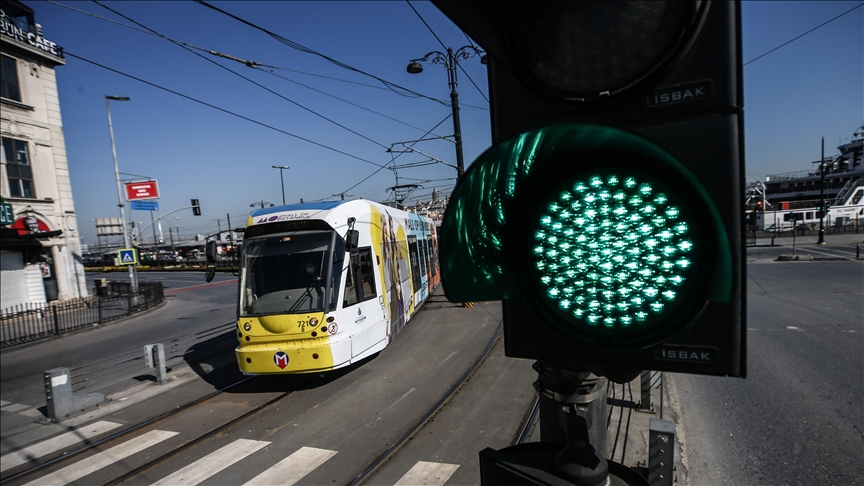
1 0 88 308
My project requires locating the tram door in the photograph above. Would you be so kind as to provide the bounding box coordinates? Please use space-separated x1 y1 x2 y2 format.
342 247 382 351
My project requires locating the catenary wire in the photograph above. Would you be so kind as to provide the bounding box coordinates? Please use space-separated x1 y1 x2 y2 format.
405 0 489 104
92 1 390 150
308 114 454 203
50 0 457 133
193 0 449 106
64 52 389 169
46 0 488 111
744 3 863 66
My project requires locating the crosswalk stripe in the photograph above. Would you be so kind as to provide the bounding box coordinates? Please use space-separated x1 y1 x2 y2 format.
1 420 122 473
151 438 270 486
0 403 29 413
394 461 460 486
243 446 337 486
19 408 43 417
0 400 11 406
22 429 178 486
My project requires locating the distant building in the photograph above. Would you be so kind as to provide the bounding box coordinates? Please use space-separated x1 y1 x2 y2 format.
1 0 88 308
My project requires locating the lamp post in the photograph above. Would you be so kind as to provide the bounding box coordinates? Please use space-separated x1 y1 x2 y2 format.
407 46 485 179
272 165 290 205
106 95 138 295
251 201 275 209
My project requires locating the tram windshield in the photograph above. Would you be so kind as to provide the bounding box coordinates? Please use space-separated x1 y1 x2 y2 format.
240 230 345 316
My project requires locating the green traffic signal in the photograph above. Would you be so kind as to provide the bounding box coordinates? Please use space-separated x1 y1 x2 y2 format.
441 123 732 347
530 170 698 334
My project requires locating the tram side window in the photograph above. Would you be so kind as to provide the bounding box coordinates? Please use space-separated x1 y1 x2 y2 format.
427 236 436 277
343 248 376 308
407 236 421 291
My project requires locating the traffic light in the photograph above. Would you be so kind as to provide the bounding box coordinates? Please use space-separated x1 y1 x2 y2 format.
437 1 745 380
191 199 201 216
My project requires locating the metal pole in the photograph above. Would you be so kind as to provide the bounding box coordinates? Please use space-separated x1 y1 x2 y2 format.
150 211 157 248
106 96 138 296
447 48 465 179
818 136 826 244
279 169 285 205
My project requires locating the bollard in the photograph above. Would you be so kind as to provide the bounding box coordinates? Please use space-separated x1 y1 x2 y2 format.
648 418 675 486
44 368 73 421
44 367 104 421
144 343 168 383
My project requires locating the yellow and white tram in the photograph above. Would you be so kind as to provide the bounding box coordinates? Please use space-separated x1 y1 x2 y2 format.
234 200 439 374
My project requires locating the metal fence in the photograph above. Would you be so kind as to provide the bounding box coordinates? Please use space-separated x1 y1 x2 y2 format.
0 282 164 349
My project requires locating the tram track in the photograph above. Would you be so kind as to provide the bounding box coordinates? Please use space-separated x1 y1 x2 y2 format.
0 376 257 484
4 315 514 485
350 322 504 485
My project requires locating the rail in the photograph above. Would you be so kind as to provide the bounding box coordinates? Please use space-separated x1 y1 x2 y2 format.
0 282 164 349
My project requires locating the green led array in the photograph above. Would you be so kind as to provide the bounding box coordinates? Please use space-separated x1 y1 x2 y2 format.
532 174 696 331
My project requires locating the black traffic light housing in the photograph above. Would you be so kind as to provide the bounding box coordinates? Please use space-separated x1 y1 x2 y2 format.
191 199 201 216
436 1 745 380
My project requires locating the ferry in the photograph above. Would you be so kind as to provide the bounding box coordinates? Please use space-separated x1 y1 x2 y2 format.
750 126 863 232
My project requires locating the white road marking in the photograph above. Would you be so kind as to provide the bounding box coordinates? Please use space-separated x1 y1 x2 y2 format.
151 438 270 486
22 429 178 486
243 446 337 486
385 388 416 412
19 408 43 417
395 461 460 486
0 400 10 406
787 326 799 330
0 420 122 472
797 247 854 258
0 403 29 413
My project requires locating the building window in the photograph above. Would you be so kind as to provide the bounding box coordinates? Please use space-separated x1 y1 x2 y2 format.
1 55 22 102
2 138 35 198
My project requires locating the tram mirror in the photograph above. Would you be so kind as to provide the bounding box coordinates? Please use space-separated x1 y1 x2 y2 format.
205 266 216 283
205 240 217 264
346 230 359 251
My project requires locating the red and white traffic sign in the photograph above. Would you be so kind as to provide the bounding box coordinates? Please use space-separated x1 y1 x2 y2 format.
124 180 160 201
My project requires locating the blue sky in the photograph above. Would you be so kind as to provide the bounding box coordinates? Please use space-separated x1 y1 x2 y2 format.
23 1 863 245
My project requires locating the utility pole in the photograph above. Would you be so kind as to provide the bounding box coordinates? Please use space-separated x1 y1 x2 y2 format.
211 219 224 241
818 136 826 244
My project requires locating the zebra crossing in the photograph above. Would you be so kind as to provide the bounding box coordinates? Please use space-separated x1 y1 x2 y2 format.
2 422 461 485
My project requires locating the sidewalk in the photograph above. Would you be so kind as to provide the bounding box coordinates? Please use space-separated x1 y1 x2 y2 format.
749 231 863 247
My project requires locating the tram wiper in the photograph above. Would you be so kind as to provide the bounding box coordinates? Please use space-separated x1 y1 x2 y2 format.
288 277 323 312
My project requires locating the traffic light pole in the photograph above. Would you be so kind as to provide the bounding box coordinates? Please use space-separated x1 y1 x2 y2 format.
535 362 609 484
479 361 648 485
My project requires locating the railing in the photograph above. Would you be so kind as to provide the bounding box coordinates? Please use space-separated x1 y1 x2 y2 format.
0 282 164 349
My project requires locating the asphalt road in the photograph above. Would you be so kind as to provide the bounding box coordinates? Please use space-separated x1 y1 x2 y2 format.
669 256 864 485
0 272 238 409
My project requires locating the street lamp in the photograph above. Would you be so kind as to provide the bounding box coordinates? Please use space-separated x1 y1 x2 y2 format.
272 165 290 205
407 46 485 179
105 95 138 294
251 201 275 209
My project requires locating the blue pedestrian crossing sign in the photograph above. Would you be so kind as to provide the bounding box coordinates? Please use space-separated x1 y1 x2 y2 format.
118 248 138 265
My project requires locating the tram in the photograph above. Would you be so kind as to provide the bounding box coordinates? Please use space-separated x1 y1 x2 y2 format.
232 200 439 374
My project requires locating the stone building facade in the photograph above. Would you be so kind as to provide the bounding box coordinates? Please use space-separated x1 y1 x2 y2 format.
1 0 88 309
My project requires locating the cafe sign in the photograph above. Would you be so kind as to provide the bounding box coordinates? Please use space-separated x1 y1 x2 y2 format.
0 9 64 59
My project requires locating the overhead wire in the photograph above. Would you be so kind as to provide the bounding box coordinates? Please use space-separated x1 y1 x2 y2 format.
63 51 388 169
92 1 390 151
307 114 454 203
744 2 863 66
45 0 483 111
193 0 450 106
405 0 489 104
